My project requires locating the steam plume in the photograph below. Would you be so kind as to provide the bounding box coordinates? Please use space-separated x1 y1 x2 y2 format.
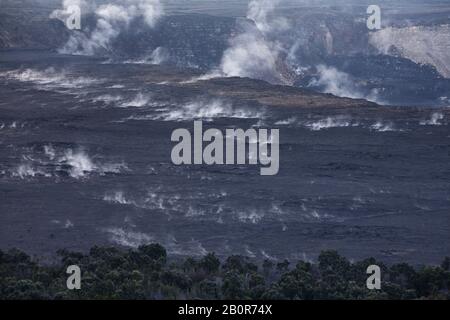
219 0 290 84
53 0 164 56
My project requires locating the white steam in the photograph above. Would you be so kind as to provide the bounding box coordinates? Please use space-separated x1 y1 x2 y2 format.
144 99 264 122
308 65 381 103
247 0 289 34
219 0 290 84
221 30 280 80
304 116 355 131
11 146 127 180
420 112 444 126
56 0 164 55
124 47 169 65
105 227 153 248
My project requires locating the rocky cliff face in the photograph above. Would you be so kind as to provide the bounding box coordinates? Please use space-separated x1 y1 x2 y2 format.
110 14 238 69
0 16 69 50
0 2 69 50
370 25 450 78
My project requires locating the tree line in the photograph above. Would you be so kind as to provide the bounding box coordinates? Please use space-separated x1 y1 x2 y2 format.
1 244 449 300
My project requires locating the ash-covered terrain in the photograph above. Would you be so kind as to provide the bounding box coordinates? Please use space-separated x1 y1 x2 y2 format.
0 0 449 264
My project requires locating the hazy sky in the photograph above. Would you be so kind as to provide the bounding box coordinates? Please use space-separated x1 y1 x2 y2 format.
1 0 448 17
